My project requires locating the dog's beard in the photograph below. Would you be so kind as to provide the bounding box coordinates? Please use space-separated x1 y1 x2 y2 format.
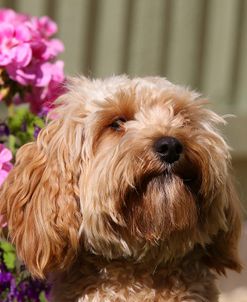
82 146 203 258
122 165 199 243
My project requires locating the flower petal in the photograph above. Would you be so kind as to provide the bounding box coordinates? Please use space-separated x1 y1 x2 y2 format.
36 16 57 37
0 147 12 163
42 39 64 59
6 64 36 85
0 22 14 42
34 62 52 87
15 23 31 41
12 43 32 67
3 161 13 172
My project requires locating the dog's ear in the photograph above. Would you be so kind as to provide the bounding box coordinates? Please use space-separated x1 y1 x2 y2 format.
204 176 242 274
0 115 83 278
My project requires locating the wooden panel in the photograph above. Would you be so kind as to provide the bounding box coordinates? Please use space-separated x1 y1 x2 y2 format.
127 0 166 76
92 0 128 77
165 0 206 88
0 0 247 114
221 115 247 159
201 0 240 105
235 1 247 111
15 0 46 16
232 158 247 216
1 0 16 9
56 0 89 75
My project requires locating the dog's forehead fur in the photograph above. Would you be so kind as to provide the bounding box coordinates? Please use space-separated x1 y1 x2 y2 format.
64 75 200 112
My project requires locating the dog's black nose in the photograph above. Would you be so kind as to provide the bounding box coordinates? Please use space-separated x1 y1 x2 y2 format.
154 136 183 164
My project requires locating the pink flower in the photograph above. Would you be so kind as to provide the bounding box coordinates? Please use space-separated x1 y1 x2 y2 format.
31 16 58 38
0 9 28 24
0 8 65 114
28 61 65 113
0 144 13 187
0 22 32 68
0 144 12 228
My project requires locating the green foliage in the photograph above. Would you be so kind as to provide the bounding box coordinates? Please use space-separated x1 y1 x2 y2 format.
39 292 49 302
7 106 45 156
0 241 16 270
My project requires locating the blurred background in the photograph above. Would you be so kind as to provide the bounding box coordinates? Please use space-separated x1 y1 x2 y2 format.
0 0 246 300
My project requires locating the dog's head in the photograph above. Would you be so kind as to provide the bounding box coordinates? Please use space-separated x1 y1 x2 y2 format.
0 76 241 278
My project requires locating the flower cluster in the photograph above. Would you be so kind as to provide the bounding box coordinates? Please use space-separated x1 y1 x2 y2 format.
0 108 48 301
0 8 65 114
0 8 65 302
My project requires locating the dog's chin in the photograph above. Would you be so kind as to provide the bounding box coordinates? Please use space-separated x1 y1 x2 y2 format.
122 161 199 243
145 155 201 199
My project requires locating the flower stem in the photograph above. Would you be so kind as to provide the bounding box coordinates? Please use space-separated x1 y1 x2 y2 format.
7 104 14 118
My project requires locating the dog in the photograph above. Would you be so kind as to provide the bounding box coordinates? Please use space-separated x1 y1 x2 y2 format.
0 76 242 301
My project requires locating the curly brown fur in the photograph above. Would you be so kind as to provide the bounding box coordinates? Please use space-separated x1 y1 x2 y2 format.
0 76 242 301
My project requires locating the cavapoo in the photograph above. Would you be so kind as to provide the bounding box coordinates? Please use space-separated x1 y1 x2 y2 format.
0 76 242 301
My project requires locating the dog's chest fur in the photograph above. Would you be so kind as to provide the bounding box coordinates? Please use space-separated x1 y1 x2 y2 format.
51 256 219 302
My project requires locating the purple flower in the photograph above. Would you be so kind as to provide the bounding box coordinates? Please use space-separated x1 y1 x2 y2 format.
0 257 51 301
33 125 41 139
0 123 10 137
0 271 12 283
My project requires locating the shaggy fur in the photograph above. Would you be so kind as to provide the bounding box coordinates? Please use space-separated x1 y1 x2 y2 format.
0 76 242 301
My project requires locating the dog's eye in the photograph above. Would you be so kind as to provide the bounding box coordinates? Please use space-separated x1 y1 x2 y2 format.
109 117 127 131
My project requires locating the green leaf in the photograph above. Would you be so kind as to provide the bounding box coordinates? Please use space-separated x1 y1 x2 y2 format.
26 124 35 137
33 117 45 129
39 292 48 302
0 241 15 253
8 106 28 131
3 250 16 270
8 134 17 155
0 241 16 270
